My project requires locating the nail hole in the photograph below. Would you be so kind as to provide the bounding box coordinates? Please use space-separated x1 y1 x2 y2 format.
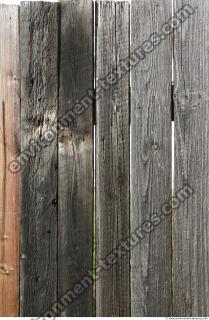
152 144 158 150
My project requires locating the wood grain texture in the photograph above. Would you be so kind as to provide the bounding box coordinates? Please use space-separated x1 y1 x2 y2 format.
0 5 20 316
20 2 59 316
131 0 172 316
173 0 209 315
96 1 130 316
58 0 93 316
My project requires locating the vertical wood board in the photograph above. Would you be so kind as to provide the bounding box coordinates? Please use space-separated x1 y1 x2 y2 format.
131 0 172 316
173 0 209 316
58 0 93 316
20 2 59 316
0 5 20 316
96 1 130 316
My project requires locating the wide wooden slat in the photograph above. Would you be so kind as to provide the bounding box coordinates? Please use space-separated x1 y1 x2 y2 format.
173 0 209 315
20 2 59 316
58 0 93 316
96 1 130 316
131 0 172 316
0 5 20 316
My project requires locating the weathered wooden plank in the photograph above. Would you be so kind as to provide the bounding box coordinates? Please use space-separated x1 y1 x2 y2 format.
20 2 59 316
0 5 20 316
131 0 172 316
173 0 209 315
96 1 130 316
58 0 93 316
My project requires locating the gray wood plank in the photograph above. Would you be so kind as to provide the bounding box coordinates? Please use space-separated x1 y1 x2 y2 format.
173 0 209 315
131 0 172 316
96 1 130 316
0 5 20 316
58 0 93 316
20 2 59 316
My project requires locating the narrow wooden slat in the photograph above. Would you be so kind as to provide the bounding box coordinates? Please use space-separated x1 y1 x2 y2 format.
20 2 59 316
0 5 20 316
96 1 130 316
131 0 172 316
58 0 93 316
173 0 209 315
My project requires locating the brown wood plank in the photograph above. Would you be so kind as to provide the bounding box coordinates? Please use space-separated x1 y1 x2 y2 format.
0 5 20 316
173 0 209 315
96 1 130 316
20 2 59 316
58 0 93 316
131 0 172 316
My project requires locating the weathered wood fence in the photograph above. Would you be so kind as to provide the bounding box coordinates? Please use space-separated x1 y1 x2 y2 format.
0 0 209 317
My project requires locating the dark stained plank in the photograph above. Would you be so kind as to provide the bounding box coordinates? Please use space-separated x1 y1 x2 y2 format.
20 2 59 316
96 1 130 316
131 0 172 316
0 5 20 316
173 0 209 315
58 0 93 316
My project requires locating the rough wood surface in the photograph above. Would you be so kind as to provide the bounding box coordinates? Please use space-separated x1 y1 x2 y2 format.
131 0 172 316
20 2 59 316
58 0 93 316
173 0 209 315
96 1 130 316
0 5 20 316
